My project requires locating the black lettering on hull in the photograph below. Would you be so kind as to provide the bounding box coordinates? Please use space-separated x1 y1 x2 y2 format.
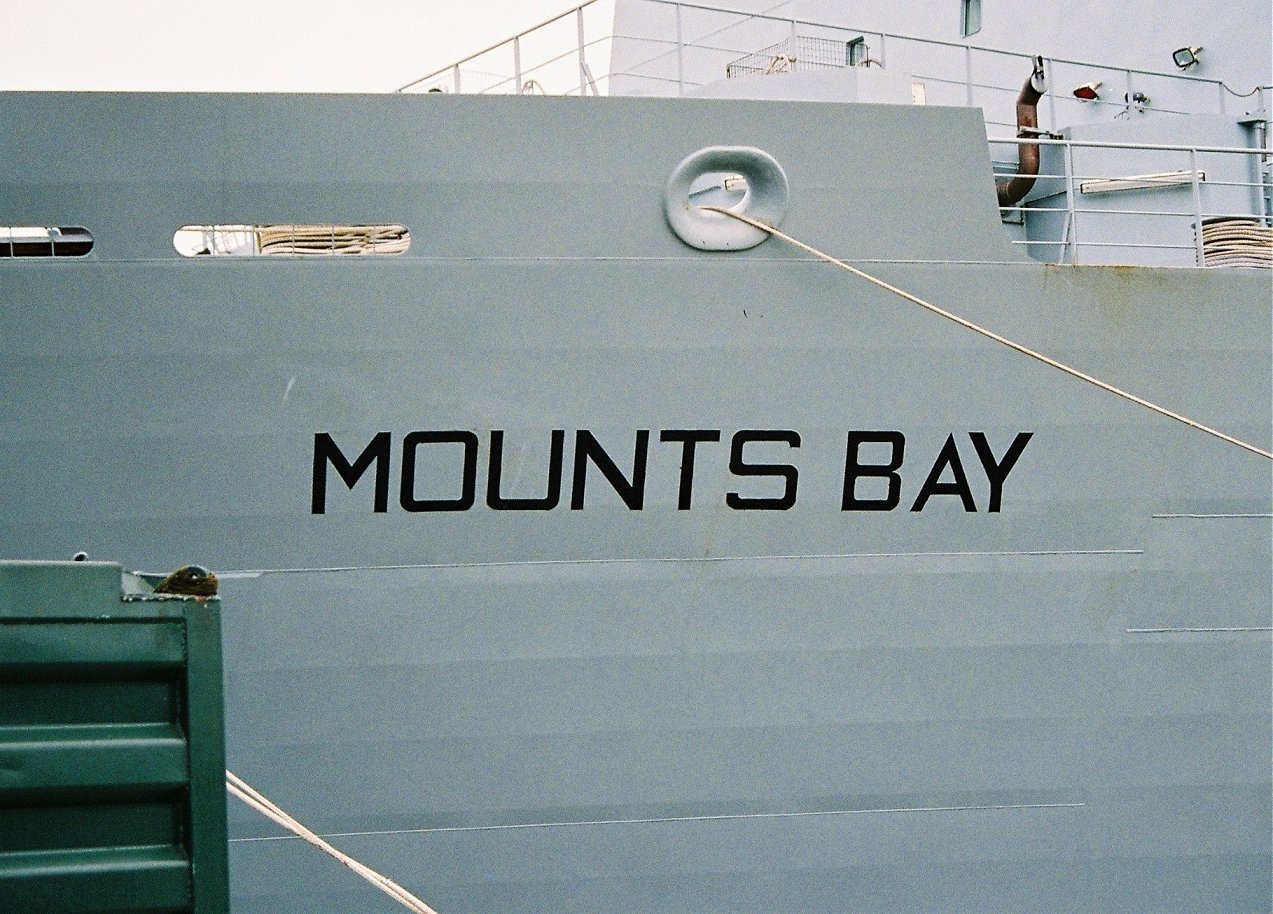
726 430 800 510
312 431 391 514
400 431 478 512
487 430 566 510
309 427 1034 515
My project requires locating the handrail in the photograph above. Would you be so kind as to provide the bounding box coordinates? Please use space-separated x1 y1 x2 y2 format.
397 2 598 92
398 0 1263 99
989 135 1271 267
988 137 1272 155
621 0 1249 91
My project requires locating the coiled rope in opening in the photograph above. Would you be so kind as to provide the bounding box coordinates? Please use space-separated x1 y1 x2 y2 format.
703 206 1273 461
227 770 440 914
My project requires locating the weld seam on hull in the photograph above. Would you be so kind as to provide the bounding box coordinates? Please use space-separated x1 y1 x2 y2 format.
1125 626 1272 634
220 549 1143 578
1151 513 1272 519
229 802 1089 844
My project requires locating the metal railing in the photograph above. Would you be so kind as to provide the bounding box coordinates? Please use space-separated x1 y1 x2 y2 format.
396 0 1268 134
993 136 1272 266
397 2 615 96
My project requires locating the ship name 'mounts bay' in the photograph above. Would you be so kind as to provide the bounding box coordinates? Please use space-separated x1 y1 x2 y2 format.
312 429 1035 514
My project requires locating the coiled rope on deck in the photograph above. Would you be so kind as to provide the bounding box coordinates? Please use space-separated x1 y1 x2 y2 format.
702 206 1272 461
227 770 440 914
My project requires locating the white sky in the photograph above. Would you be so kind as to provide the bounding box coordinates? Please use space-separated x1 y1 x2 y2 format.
0 0 598 92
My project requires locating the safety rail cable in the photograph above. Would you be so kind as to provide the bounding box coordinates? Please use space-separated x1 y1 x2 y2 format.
623 0 1249 91
1002 209 1269 219
702 205 1272 461
398 2 598 92
460 36 611 96
398 0 1259 117
989 137 1272 264
989 137 1272 155
226 770 440 914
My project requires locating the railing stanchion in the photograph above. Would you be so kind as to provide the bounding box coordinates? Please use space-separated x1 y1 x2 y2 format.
676 3 684 95
964 46 973 106
578 6 587 96
453 64 461 93
1064 141 1079 264
1260 87 1272 226
1046 57 1057 132
514 37 523 94
1190 147 1206 265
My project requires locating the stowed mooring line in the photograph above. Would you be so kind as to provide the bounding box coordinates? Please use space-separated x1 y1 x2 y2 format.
702 206 1273 461
227 770 440 914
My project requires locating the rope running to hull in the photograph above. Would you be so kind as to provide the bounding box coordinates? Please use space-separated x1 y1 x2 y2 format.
702 206 1272 461
226 770 440 914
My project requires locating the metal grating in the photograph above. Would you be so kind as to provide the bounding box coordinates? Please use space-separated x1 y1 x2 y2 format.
726 36 865 79
0 561 228 914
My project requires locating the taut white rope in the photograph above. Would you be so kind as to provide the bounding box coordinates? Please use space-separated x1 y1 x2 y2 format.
703 206 1273 461
226 770 440 914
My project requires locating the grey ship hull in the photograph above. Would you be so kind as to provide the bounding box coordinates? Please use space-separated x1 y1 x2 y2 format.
1 93 1270 912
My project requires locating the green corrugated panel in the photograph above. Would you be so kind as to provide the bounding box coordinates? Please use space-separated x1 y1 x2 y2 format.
0 561 229 914
0 847 192 914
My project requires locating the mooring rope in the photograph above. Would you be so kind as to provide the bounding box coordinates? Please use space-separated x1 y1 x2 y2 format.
226 770 440 914
702 206 1272 461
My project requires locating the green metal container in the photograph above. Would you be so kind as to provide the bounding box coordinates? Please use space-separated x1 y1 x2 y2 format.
0 560 229 914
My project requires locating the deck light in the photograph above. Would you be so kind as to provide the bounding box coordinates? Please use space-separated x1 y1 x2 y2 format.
1072 81 1102 100
1172 47 1202 69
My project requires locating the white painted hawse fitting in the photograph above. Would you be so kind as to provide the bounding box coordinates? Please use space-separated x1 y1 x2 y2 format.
664 146 788 251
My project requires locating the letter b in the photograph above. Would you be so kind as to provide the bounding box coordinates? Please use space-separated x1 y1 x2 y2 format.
842 431 904 511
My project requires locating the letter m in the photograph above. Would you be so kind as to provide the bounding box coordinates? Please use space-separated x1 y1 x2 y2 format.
312 432 392 514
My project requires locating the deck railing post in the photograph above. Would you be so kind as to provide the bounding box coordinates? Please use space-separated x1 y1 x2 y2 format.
1064 141 1079 264
578 6 587 96
514 37 523 94
676 3 684 95
1260 87 1272 225
964 46 973 106
1190 147 1206 265
1046 57 1057 131
1257 145 1269 226
453 64 461 94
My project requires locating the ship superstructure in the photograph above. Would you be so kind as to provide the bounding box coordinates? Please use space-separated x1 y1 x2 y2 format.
404 0 1272 269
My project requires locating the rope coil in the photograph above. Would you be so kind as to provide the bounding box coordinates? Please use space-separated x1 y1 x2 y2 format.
702 206 1272 461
